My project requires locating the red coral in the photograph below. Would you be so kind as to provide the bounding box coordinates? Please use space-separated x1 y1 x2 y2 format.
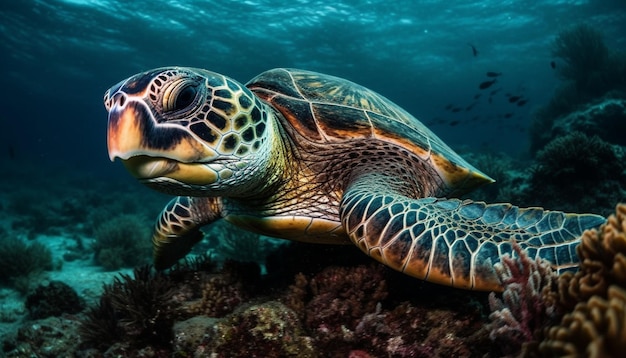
284 263 490 356
487 242 559 355
306 265 387 336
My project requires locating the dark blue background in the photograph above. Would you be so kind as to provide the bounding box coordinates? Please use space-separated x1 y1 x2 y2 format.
1 0 624 179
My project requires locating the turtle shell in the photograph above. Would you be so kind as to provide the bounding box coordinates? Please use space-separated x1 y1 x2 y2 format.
246 68 492 193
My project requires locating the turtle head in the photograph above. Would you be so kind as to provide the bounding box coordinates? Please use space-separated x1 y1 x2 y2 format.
105 67 272 196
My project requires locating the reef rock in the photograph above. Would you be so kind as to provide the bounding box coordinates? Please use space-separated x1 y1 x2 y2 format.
552 97 626 146
172 301 315 357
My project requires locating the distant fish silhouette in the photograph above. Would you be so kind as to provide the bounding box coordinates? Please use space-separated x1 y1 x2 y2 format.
445 104 454 110
473 93 482 100
517 99 529 106
504 113 514 119
508 95 522 103
486 72 502 77
479 79 497 90
449 120 460 126
451 107 462 113
468 43 479 57
550 61 556 69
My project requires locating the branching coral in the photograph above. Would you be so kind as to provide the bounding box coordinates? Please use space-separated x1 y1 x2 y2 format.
487 242 559 355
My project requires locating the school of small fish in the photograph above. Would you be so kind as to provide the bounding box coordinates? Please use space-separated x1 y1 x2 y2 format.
425 45 545 135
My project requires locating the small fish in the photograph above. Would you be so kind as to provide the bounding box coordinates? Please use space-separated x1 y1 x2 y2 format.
465 102 477 111
504 113 514 119
550 61 556 69
508 96 522 103
468 43 478 57
486 72 502 77
449 120 460 126
479 79 497 90
517 99 529 106
473 93 482 100
451 107 462 113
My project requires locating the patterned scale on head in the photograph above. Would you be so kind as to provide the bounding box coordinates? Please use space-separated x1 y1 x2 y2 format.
105 67 605 292
105 67 273 195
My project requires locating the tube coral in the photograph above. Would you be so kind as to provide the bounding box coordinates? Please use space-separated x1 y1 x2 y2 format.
537 203 626 356
558 203 626 308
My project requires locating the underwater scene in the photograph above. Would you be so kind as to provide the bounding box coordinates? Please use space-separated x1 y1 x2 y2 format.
1 0 626 356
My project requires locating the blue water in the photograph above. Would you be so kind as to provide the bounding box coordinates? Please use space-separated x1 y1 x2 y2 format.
1 0 625 178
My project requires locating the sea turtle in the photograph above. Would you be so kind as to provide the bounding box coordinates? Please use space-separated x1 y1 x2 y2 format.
104 67 604 291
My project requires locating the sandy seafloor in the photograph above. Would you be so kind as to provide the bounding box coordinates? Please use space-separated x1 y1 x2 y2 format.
0 233 130 339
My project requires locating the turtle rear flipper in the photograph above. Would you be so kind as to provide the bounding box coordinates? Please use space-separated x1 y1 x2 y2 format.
340 175 606 291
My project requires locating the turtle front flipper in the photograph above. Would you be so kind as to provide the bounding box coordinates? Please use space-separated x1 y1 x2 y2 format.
340 175 606 291
152 196 222 270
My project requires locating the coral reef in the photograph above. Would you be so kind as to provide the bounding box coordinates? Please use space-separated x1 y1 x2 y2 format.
487 243 559 356
557 203 626 309
516 131 625 215
185 260 259 318
532 204 626 356
177 301 316 357
0 231 53 292
530 24 626 153
285 263 491 357
70 244 495 356
540 285 626 357
551 97 626 147
552 24 609 93
294 265 387 345
25 280 84 319
2 316 82 357
91 214 152 270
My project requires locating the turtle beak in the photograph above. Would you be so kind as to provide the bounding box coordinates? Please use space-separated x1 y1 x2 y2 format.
106 97 149 162
105 95 219 182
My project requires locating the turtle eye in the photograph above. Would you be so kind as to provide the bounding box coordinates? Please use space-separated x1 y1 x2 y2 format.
162 79 199 112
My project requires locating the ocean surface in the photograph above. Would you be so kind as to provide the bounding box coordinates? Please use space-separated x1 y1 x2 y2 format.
1 0 625 173
0 1 626 355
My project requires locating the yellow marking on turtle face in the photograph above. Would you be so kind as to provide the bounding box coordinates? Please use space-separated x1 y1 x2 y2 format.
165 163 219 185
